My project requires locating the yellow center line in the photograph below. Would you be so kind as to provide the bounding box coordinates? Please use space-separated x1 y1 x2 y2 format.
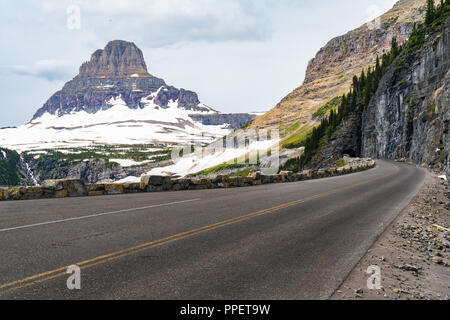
0 169 395 296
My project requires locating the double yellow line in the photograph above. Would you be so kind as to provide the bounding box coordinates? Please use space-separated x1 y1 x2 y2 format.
0 170 391 296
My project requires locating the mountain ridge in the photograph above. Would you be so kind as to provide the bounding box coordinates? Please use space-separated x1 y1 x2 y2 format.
251 0 427 132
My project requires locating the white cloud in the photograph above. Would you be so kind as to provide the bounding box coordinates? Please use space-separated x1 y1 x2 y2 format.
35 0 272 47
9 60 73 82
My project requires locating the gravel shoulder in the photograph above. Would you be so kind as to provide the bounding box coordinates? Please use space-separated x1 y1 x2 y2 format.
331 170 449 300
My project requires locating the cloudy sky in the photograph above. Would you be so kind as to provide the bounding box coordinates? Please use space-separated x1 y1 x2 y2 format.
0 0 398 127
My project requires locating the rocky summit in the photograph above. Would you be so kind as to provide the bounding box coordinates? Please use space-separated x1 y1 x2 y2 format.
78 40 150 78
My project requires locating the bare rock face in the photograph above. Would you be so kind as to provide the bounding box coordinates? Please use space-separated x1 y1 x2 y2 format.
305 114 362 170
189 113 257 129
78 40 150 78
32 40 210 119
362 17 450 177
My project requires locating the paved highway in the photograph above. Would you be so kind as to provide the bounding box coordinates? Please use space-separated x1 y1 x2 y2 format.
0 160 425 299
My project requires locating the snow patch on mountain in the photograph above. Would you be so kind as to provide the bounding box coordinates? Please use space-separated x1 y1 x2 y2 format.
0 91 232 152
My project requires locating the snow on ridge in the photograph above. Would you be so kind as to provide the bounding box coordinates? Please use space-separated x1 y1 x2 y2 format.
109 158 154 167
0 94 232 152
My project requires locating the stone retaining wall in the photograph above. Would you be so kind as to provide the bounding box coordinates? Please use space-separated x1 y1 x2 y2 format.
0 159 375 201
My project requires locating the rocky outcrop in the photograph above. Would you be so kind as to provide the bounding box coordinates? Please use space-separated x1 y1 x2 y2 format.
21 153 173 185
189 113 257 129
78 40 150 78
362 17 450 177
251 0 426 132
305 114 362 170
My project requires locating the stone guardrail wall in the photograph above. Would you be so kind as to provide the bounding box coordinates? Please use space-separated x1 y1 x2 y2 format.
0 159 375 201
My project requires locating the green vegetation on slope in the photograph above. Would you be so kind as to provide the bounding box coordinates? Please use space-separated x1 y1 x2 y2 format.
409 0 449 53
0 148 22 186
313 96 344 119
24 144 171 164
426 0 450 29
282 122 300 135
281 123 316 149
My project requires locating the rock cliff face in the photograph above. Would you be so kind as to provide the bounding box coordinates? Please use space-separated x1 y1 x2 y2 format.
251 0 426 132
362 17 450 177
21 153 172 185
304 114 362 170
78 40 150 78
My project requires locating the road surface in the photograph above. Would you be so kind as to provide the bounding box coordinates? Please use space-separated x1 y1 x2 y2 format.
0 160 425 299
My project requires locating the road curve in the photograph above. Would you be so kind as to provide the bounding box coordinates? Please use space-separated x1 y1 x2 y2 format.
0 160 425 299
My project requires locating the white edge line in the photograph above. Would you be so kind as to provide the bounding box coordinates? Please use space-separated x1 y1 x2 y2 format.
0 198 201 233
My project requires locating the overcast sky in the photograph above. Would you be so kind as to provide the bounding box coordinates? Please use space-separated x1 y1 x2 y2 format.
0 0 398 127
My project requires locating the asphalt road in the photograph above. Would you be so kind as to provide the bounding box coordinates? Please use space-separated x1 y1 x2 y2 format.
0 160 425 300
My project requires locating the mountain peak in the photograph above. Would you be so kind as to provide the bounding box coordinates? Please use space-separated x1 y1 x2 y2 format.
78 40 151 79
31 40 215 120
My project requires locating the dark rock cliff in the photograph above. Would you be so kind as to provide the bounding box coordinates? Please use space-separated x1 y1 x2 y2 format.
189 113 257 129
304 113 362 169
362 17 449 177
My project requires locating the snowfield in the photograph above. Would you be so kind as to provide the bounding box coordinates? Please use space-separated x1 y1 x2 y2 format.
0 93 231 152
108 158 155 167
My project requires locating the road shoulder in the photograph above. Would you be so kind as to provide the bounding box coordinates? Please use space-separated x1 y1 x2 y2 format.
331 171 450 300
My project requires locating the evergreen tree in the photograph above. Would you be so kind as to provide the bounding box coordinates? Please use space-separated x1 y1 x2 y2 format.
375 56 382 81
390 37 399 58
425 0 435 26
